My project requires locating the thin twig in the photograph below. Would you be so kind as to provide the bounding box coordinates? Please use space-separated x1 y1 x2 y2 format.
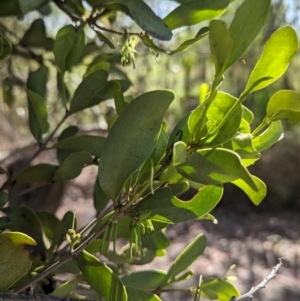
230 258 284 301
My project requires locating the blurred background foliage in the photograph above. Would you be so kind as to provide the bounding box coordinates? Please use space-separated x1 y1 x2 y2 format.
1 0 300 210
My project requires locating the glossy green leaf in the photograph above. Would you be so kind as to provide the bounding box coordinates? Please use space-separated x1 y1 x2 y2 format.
99 90 174 201
69 70 108 114
253 121 283 152
243 26 298 94
125 0 172 41
122 270 166 290
56 126 79 164
52 152 93 182
1 231 36 246
209 20 231 75
26 89 49 142
0 35 11 60
166 234 206 282
202 279 240 301
188 101 205 139
164 0 230 30
93 176 110 214
224 133 261 167
27 67 48 99
53 135 106 158
0 191 8 209
232 176 266 205
125 286 161 301
225 0 271 70
77 250 127 301
266 90 300 125
177 148 257 190
132 185 223 223
53 25 76 72
51 279 78 297
16 164 58 183
57 72 69 107
242 106 254 124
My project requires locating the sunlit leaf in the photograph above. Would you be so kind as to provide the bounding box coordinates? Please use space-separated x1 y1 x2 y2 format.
232 176 266 205
51 279 79 297
243 26 298 94
132 185 223 223
164 0 230 30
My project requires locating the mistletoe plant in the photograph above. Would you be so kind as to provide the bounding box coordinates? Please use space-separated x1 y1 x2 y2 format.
0 0 299 300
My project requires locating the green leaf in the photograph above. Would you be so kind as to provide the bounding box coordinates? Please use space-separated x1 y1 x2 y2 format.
21 19 47 48
125 0 172 41
99 90 174 201
124 286 161 301
225 0 271 70
266 90 300 125
0 191 8 209
93 176 110 214
164 0 230 30
27 67 48 99
252 121 283 152
114 90 127 115
243 26 298 94
177 148 257 190
209 20 231 75
166 234 206 282
16 164 58 183
36 211 60 241
1 231 36 246
0 0 48 16
224 133 261 167
77 250 127 301
0 35 12 60
65 23 86 70
242 106 254 124
53 25 76 72
132 185 223 224
69 70 108 114
53 135 106 158
122 270 166 291
52 152 93 182
0 232 33 290
57 72 69 107
141 230 170 250
26 89 49 142
56 126 79 164
202 278 240 301
51 279 79 297
232 176 266 205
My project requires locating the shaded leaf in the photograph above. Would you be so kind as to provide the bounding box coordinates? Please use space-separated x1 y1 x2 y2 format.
243 26 298 94
27 89 49 142
0 191 8 209
96 31 115 49
69 70 108 114
132 185 223 224
164 0 230 30
53 135 106 158
52 152 93 182
27 67 48 99
93 176 110 214
226 0 271 69
209 20 231 75
141 230 170 250
125 286 161 301
21 19 47 47
99 90 174 201
0 35 12 60
51 279 79 297
16 164 58 184
77 250 127 301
